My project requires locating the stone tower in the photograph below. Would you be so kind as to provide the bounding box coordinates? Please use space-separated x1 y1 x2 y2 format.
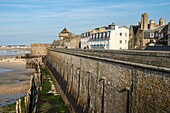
149 20 156 29
58 28 73 40
159 18 165 26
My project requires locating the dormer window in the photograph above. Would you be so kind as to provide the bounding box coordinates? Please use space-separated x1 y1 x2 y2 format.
155 33 158 37
96 33 98 39
94 34 96 39
101 32 103 39
150 33 154 38
105 32 107 38
107 31 110 38
103 32 105 38
99 33 101 38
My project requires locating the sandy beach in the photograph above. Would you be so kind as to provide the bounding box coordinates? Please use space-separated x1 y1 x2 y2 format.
0 57 35 107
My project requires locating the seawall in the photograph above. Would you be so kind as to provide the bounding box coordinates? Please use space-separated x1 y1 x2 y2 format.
44 48 170 113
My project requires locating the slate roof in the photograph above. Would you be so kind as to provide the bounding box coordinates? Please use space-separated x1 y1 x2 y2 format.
60 28 70 33
144 25 166 33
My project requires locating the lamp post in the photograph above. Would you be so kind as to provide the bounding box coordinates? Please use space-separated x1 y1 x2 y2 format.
99 77 106 113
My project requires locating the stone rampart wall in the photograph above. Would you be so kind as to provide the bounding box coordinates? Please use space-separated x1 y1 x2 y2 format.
44 48 170 113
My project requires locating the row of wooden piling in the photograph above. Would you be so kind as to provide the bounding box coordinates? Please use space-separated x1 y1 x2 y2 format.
16 61 42 113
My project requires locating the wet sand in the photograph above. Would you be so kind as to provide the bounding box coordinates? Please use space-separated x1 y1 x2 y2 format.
0 58 35 107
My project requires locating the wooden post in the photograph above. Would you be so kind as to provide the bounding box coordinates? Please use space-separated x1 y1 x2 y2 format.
16 100 19 113
19 99 22 113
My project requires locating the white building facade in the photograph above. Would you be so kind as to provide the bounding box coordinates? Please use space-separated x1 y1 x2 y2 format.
80 32 91 49
82 24 129 50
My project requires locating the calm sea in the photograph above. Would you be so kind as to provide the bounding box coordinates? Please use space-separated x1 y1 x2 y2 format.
0 68 14 73
0 49 30 73
0 49 30 56
0 49 30 107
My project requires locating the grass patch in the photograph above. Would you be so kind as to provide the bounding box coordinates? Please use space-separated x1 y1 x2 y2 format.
0 103 15 113
0 97 26 113
36 66 69 113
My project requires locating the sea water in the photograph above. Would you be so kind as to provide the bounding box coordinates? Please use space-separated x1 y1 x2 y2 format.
0 68 14 73
0 70 27 107
0 49 30 56
0 49 30 107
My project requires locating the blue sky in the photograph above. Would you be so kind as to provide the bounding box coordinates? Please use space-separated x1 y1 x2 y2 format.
0 0 170 45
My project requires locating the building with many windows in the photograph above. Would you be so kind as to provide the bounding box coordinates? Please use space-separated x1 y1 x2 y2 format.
81 24 129 50
81 31 91 49
129 13 169 49
144 25 168 46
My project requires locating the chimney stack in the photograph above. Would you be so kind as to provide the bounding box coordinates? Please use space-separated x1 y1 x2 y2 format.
149 20 156 29
159 18 165 26
141 13 148 30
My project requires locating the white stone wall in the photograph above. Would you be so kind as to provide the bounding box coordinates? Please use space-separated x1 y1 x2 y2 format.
89 26 129 50
109 27 129 50
81 25 129 50
81 37 89 49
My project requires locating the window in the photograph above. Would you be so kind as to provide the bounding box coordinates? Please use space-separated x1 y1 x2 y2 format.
125 40 127 43
98 33 100 39
150 33 154 37
107 31 110 38
92 34 93 39
99 33 101 38
120 33 122 36
155 33 158 37
96 33 98 39
161 33 164 38
120 40 122 44
88 32 90 36
101 32 103 39
120 47 122 50
105 32 107 38
103 32 105 38
125 33 127 37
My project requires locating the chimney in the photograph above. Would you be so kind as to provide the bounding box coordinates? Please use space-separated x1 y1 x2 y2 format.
141 13 148 30
149 20 156 29
143 13 148 30
138 21 141 29
141 14 144 29
159 18 165 26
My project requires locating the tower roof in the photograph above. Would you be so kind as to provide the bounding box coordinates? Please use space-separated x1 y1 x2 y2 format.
60 28 70 33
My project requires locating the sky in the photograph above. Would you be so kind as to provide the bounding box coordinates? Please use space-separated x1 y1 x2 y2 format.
0 0 170 45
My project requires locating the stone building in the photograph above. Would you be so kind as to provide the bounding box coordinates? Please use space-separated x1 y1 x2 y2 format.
52 28 80 48
81 23 129 50
144 25 168 46
168 22 170 46
31 43 49 56
129 13 169 49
